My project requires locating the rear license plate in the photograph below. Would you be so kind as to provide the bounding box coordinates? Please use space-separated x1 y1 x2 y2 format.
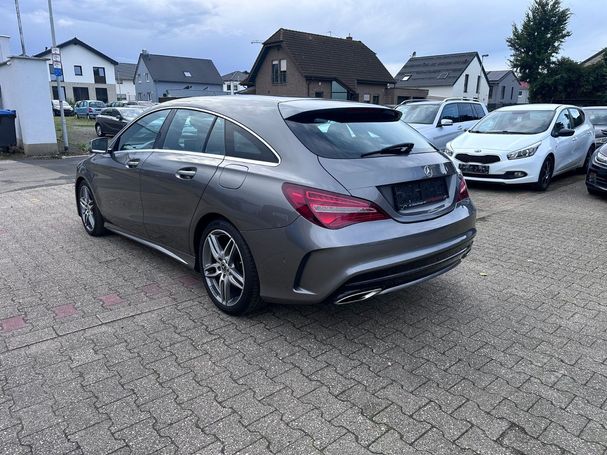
459 163 489 174
393 178 448 211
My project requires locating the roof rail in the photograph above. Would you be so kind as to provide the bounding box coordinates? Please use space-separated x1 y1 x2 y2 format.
397 98 429 106
443 96 480 102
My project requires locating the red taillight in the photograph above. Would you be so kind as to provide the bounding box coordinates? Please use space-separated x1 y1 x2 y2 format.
88 107 93 113
282 183 389 229
456 177 470 202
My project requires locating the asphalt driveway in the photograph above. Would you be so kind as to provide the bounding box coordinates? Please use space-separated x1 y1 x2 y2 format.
0 170 606 454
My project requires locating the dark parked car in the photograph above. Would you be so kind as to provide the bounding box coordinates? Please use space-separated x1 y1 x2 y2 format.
95 107 144 136
76 96 476 315
583 106 607 149
586 144 607 196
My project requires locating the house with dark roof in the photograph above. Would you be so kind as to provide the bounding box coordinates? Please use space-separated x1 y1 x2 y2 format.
243 28 415 104
486 70 520 109
134 51 223 102
581 48 606 67
34 37 118 103
222 70 249 94
115 63 137 101
395 52 490 105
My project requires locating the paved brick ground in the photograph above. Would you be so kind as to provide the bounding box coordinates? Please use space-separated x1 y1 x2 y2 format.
0 173 606 454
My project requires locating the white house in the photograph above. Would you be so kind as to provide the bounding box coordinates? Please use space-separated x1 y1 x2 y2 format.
116 63 136 101
394 52 490 106
0 35 57 155
222 70 248 94
34 37 118 104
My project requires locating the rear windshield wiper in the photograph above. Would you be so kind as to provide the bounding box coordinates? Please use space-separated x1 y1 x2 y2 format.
361 142 414 158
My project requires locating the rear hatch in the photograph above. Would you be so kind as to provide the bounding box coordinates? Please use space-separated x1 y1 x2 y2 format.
280 103 459 222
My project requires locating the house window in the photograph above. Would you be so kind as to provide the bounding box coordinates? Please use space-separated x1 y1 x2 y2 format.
314 91 324 98
463 74 469 93
74 65 82 76
363 94 370 103
500 86 505 99
437 72 448 79
271 59 287 84
93 67 106 84
372 95 380 104
145 73 149 82
401 74 412 81
48 64 54 75
137 73 141 83
510 86 514 100
331 81 348 100
183 71 191 77
489 86 493 98
147 92 151 101
475 75 480 94
518 90 523 96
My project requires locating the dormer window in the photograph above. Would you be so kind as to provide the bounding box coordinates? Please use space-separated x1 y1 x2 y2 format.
437 72 449 79
184 71 192 77
401 74 412 81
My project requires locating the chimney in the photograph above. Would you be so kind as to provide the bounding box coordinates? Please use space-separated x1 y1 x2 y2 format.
142 49 149 56
346 34 353 40
0 36 11 64
412 51 417 58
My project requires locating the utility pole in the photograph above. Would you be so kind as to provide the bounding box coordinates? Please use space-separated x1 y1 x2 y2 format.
47 0 68 152
14 0 26 55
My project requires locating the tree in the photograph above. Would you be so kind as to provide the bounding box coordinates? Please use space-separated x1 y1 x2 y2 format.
507 0 571 85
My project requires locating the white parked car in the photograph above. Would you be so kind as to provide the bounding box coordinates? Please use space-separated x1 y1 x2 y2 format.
446 104 596 190
51 99 74 116
396 98 488 150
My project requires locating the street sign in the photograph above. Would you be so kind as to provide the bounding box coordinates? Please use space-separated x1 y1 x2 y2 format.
51 47 60 55
53 67 63 77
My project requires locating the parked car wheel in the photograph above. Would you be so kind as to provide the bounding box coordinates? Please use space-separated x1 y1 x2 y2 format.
95 124 104 137
78 182 106 236
199 220 263 315
581 145 596 172
87 114 94 120
534 156 554 191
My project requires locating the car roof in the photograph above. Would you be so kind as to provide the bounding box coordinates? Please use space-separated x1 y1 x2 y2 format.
498 104 565 111
582 106 607 109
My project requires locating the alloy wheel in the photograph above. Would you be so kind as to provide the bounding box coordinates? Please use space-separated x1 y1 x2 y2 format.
202 229 245 307
79 185 96 232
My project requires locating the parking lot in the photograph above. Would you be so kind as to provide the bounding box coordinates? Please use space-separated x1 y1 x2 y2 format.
1 163 606 454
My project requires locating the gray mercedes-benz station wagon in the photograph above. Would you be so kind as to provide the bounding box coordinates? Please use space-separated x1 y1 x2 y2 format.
77 96 476 315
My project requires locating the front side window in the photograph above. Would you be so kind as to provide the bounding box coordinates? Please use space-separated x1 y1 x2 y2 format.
554 109 572 132
162 110 215 153
285 108 435 159
205 118 225 155
226 122 277 163
568 108 584 128
396 103 440 124
116 110 169 151
470 109 555 134
440 104 459 123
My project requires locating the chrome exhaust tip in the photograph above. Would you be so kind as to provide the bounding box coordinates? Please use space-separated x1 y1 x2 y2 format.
334 288 383 305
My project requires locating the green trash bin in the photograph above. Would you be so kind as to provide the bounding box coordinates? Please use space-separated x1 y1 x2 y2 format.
0 110 17 150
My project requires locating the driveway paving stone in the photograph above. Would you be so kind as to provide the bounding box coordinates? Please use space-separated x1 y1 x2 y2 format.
0 173 606 453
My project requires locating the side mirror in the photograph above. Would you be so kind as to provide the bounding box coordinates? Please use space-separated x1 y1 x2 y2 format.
89 137 109 154
440 118 453 127
556 128 575 137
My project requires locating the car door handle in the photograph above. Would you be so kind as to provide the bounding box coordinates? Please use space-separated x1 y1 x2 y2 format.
176 168 197 179
126 159 140 168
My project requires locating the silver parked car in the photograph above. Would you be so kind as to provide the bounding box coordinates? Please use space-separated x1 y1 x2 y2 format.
583 106 607 149
77 96 476 315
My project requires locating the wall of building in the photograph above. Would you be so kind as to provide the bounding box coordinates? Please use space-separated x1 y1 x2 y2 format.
155 81 223 101
134 58 157 101
253 46 308 96
356 82 389 104
488 72 519 108
223 81 246 94
517 88 529 104
0 56 57 155
117 80 136 101
420 59 489 105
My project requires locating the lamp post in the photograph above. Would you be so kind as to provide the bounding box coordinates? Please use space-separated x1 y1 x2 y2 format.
14 0 26 55
48 0 68 152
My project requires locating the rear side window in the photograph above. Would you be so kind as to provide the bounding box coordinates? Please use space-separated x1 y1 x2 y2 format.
457 103 476 122
162 109 215 153
568 108 584 128
116 110 169 151
225 122 277 163
440 104 459 123
472 104 486 119
285 108 435 159
205 118 225 155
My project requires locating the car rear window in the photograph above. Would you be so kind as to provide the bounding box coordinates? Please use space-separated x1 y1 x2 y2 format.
284 108 435 159
90 102 105 108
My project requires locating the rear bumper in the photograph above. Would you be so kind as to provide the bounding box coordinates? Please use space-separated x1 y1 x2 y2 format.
243 200 476 304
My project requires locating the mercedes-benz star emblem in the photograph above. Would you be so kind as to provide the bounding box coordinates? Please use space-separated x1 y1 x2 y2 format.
424 165 433 177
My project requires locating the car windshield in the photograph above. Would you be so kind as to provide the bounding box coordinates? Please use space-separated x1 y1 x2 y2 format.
90 101 105 108
118 108 144 120
469 109 554 134
395 103 440 124
584 109 607 125
285 108 436 159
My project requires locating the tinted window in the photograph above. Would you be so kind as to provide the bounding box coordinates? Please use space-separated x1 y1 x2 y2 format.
395 103 440 124
440 104 459 122
568 108 584 128
584 109 607 125
472 104 486 119
554 109 572 132
470 109 555 134
162 110 215 153
116 110 169 151
226 122 277 163
457 103 476 122
285 108 435 159
90 101 105 108
205 118 225 155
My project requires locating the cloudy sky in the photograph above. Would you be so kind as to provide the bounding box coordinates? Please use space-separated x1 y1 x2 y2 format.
2 0 606 76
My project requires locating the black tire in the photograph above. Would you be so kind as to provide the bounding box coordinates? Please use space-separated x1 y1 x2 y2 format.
199 220 264 315
95 123 104 137
534 156 554 191
77 182 106 236
581 145 595 172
